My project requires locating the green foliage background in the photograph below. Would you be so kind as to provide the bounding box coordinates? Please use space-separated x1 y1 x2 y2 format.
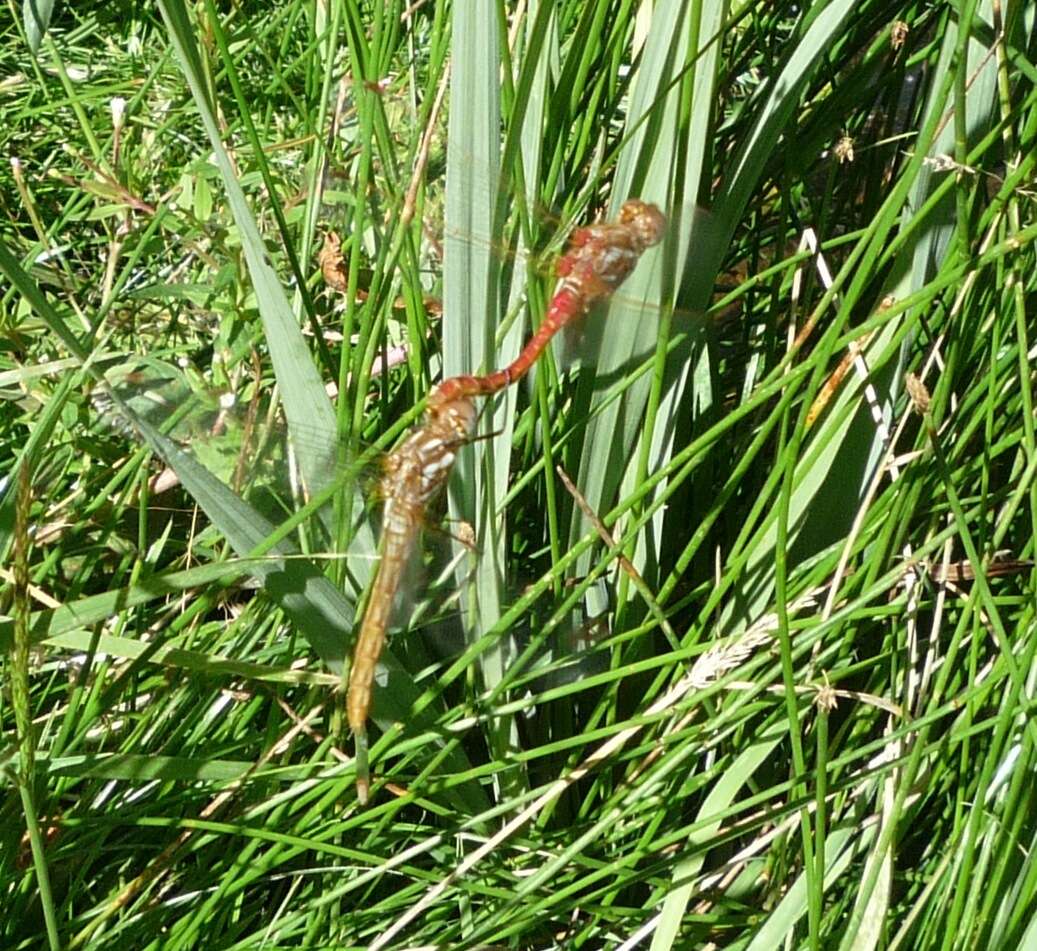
2 0 1037 948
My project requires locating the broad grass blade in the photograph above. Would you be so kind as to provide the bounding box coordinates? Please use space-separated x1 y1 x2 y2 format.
158 0 339 500
445 0 527 794
573 0 720 575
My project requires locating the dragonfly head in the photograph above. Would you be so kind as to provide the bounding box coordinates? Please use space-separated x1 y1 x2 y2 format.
428 395 478 446
618 200 667 253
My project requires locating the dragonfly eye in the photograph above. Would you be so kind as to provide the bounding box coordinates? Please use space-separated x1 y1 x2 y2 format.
618 200 667 252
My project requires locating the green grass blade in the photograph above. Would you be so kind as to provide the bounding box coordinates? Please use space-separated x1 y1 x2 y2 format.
22 0 56 55
444 0 525 790
652 727 785 949
157 0 338 497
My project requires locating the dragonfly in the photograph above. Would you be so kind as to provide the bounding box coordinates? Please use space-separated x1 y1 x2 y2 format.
346 394 478 803
342 199 665 803
426 199 667 407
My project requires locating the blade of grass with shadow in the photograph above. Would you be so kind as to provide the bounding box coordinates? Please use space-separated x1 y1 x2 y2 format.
157 0 340 500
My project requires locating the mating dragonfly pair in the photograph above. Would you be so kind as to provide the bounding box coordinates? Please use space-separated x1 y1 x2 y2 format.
344 199 666 803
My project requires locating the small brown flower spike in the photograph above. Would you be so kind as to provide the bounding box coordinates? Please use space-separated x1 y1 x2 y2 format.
319 231 348 292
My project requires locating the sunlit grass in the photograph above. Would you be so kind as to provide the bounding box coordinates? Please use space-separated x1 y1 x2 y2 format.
2 1 1037 948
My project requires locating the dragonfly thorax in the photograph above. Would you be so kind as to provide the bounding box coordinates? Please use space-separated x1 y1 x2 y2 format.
380 397 477 521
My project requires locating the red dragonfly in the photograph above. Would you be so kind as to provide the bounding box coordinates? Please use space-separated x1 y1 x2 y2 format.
426 200 666 407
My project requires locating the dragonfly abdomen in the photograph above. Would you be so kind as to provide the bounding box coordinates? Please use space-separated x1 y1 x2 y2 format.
347 398 477 732
346 516 419 734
